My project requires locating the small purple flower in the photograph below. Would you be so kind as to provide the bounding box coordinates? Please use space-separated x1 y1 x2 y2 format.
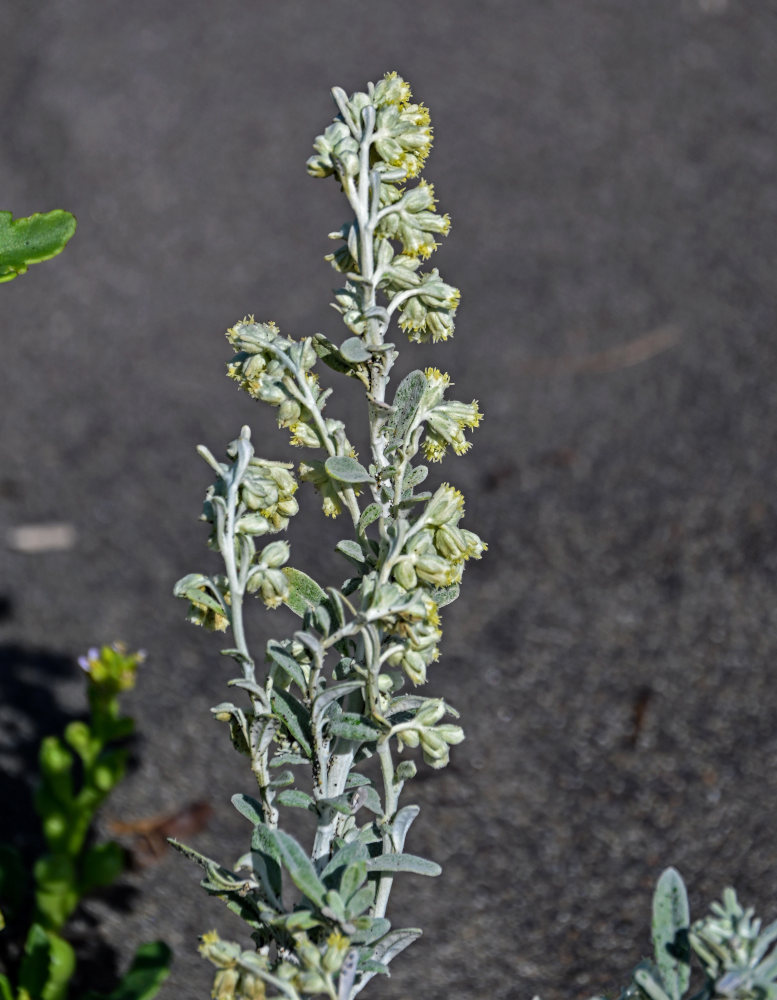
78 647 99 673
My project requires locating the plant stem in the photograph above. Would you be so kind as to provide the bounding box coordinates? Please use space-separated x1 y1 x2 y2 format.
374 738 399 918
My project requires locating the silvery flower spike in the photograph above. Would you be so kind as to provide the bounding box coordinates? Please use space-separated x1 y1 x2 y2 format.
174 72 485 1000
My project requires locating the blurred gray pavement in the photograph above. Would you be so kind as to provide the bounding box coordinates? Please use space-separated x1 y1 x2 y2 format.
2 2 777 997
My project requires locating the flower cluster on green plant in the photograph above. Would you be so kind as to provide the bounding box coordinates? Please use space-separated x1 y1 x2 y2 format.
0 645 170 1000
173 73 485 1000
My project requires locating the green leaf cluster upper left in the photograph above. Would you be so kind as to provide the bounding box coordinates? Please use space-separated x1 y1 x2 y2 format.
0 210 77 283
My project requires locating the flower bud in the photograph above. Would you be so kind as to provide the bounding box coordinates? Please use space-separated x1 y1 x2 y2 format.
419 730 447 760
401 649 427 685
415 552 456 587
278 398 301 427
236 512 273 535
435 724 465 745
393 558 417 591
424 483 464 527
397 728 420 749
212 968 240 999
395 760 417 781
289 421 321 449
259 569 288 609
300 460 344 518
433 524 468 560
415 699 446 727
322 932 350 974
260 540 290 568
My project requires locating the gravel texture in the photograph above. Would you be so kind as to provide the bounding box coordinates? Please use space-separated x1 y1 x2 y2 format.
2 2 777 998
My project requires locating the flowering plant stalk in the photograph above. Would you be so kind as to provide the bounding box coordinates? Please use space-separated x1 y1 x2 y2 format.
173 72 485 999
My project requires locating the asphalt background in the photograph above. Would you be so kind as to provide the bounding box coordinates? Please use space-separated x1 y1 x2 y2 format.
2 2 777 998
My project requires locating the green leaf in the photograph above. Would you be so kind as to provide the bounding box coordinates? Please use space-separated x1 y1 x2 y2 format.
346 882 377 919
321 840 369 881
270 751 309 767
327 714 381 742
0 973 13 1000
335 539 366 567
42 931 76 1000
402 464 428 493
312 682 364 721
271 688 312 758
430 583 460 608
0 210 77 283
231 793 265 825
340 337 372 363
634 965 674 1000
652 868 690 1000
312 333 352 375
324 456 375 485
269 829 327 909
276 789 315 810
350 916 391 945
369 927 422 967
64 720 95 762
359 503 382 532
340 860 367 901
389 805 420 852
82 941 172 1000
19 924 76 1000
386 370 426 452
38 736 74 808
278 909 322 932
249 826 283 903
316 795 352 816
166 840 246 895
323 888 348 924
80 841 125 894
282 567 328 618
33 853 79 930
365 853 441 876
269 770 294 788
19 923 51 997
354 785 382 815
357 958 389 977
266 641 308 691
